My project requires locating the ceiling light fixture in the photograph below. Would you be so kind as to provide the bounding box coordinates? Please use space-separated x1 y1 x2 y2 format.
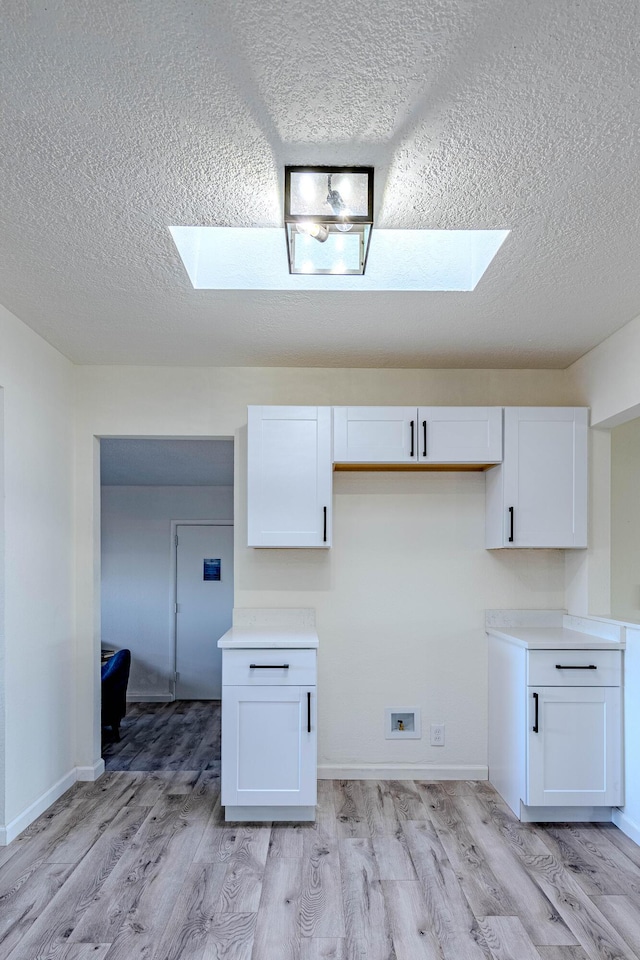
284 166 374 275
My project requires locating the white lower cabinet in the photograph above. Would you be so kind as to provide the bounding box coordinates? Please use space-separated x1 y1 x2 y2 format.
221 648 317 821
488 637 623 819
527 685 621 807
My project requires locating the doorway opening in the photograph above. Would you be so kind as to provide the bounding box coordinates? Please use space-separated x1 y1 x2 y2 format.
99 437 233 772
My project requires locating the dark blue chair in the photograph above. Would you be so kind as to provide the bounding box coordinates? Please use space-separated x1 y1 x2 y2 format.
101 649 131 741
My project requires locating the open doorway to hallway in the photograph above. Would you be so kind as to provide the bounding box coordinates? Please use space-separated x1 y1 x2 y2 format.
99 438 233 771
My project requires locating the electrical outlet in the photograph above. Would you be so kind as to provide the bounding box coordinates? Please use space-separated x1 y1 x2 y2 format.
430 723 445 746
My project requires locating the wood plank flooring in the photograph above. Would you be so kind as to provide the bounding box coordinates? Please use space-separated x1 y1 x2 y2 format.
2 703 640 958
102 700 221 771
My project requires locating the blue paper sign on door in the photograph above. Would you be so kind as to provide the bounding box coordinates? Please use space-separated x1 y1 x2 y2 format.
203 558 221 581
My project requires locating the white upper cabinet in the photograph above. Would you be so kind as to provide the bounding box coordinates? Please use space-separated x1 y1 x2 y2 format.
486 407 588 549
419 407 502 463
333 406 502 464
247 406 332 548
333 406 416 462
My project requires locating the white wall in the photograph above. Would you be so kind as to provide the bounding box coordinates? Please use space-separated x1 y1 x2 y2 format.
614 626 640 844
569 314 640 429
610 419 640 620
75 365 578 777
566 315 640 618
239 466 565 774
0 303 75 838
101 485 233 698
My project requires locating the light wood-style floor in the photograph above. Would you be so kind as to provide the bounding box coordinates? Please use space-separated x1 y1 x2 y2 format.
3 705 640 959
102 699 221 772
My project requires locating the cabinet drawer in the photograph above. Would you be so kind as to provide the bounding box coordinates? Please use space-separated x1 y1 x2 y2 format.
527 649 621 687
223 648 316 686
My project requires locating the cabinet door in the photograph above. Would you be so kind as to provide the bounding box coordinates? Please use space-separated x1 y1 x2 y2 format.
247 406 332 547
527 686 621 806
418 407 502 463
333 406 418 462
221 685 317 807
487 407 588 548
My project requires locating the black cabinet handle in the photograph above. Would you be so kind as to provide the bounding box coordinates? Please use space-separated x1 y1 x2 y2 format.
532 691 539 733
307 691 311 733
410 420 415 458
249 663 290 669
422 420 427 458
508 506 514 543
555 664 597 670
323 506 327 543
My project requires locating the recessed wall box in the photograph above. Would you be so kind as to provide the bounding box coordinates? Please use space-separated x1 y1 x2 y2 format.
385 707 421 739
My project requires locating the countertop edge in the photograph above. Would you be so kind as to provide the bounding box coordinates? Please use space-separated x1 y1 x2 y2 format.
486 626 626 650
218 639 319 649
217 625 319 649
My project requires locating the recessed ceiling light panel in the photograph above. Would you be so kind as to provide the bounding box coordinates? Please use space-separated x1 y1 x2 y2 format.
169 227 510 292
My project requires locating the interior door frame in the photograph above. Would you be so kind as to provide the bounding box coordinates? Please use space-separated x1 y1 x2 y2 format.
170 518 234 701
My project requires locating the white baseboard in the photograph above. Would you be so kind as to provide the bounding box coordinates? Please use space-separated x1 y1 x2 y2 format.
0 758 107 846
317 764 488 781
76 759 105 782
613 808 640 846
0 768 77 846
127 693 173 702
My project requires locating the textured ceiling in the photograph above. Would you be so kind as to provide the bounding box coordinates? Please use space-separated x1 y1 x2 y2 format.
100 439 234 486
1 0 640 368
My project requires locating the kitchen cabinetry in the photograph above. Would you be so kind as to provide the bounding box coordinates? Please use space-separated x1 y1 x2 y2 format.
485 407 588 548
219 642 317 822
247 405 332 547
488 626 623 820
333 405 502 464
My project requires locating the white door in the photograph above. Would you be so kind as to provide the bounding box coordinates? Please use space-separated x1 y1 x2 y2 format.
175 524 233 699
527 685 622 806
221 685 317 806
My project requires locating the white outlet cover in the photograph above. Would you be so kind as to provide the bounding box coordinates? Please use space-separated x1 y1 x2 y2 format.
430 723 446 746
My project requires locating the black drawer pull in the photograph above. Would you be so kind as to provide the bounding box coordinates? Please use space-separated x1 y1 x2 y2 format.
249 663 290 669
532 691 539 733
307 691 311 733
555 664 597 670
410 420 415 458
508 506 514 543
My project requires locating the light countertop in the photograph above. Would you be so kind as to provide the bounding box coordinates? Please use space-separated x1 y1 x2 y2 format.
486 625 625 650
486 610 625 649
218 625 319 649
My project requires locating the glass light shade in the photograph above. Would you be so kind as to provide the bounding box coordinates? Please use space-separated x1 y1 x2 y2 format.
284 166 374 275
286 223 371 274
